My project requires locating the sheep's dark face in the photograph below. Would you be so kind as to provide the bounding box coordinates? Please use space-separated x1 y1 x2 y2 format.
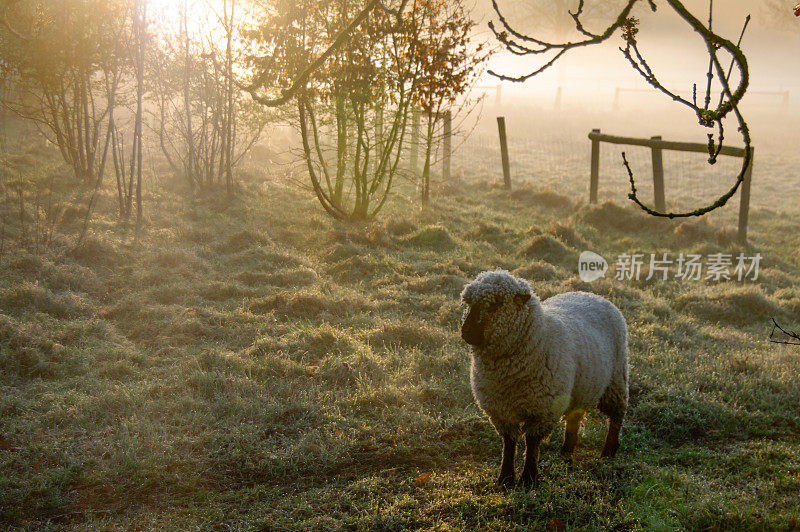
461 300 500 346
461 294 530 347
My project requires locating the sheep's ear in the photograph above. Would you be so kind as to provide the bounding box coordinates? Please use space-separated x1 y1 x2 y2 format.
515 293 531 306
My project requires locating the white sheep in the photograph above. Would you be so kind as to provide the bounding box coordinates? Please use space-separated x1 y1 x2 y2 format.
460 270 628 488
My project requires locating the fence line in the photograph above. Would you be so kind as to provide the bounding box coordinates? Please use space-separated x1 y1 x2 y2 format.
588 129 754 243
472 85 502 106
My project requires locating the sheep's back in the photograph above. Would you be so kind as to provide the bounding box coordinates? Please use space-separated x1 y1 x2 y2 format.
541 291 627 408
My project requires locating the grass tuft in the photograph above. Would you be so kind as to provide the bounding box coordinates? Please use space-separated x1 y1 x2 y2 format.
401 225 458 250
248 289 369 320
367 319 452 351
581 201 664 233
520 234 576 265
510 186 574 210
0 281 89 319
675 285 784 326
216 229 272 254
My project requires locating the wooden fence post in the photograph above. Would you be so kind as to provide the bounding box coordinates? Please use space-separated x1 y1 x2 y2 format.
497 116 511 189
737 147 754 243
782 91 790 112
650 135 666 212
589 128 600 203
442 110 451 181
411 108 420 172
495 85 502 106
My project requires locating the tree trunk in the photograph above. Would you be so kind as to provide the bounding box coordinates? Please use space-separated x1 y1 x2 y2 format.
334 96 347 203
134 0 146 227
224 0 235 199
181 0 195 190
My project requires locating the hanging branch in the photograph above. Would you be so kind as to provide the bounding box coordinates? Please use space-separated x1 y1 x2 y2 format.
489 0 753 219
769 318 800 346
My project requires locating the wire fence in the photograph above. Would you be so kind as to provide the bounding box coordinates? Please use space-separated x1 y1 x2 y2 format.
452 118 752 220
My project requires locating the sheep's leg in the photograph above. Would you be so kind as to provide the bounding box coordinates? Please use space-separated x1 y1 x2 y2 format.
561 411 584 456
497 434 516 488
520 433 541 488
599 385 627 458
601 419 622 458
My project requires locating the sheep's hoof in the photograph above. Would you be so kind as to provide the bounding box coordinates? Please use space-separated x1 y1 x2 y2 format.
496 473 515 490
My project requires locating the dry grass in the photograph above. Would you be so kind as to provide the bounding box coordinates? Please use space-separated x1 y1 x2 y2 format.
1 154 800 530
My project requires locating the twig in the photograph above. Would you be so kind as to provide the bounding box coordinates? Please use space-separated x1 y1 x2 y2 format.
769 318 800 346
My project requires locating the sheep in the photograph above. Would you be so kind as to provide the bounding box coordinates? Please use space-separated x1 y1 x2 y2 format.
460 270 628 488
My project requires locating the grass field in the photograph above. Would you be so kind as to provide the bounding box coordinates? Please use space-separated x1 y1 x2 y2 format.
2 124 800 530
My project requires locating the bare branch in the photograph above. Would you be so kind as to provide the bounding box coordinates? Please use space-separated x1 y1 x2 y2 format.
770 318 800 346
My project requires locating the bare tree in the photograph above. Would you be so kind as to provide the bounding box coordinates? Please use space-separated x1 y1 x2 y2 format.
150 0 266 195
491 0 630 41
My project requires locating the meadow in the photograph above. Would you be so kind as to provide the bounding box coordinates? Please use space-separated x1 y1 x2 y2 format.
1 110 800 530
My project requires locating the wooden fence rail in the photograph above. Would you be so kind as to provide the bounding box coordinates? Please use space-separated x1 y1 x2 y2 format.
588 129 754 243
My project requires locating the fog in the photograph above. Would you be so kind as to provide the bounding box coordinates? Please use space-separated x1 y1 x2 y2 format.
472 0 800 125
445 1 799 210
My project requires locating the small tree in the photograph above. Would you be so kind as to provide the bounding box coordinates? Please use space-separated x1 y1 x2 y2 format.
104 0 147 225
245 0 416 220
244 0 485 219
150 0 267 195
404 0 486 205
0 0 130 185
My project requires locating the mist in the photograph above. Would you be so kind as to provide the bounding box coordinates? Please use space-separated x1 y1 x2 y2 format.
2 0 800 529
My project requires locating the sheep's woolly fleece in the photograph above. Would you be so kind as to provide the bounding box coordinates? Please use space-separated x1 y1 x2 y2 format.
460 270 628 442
